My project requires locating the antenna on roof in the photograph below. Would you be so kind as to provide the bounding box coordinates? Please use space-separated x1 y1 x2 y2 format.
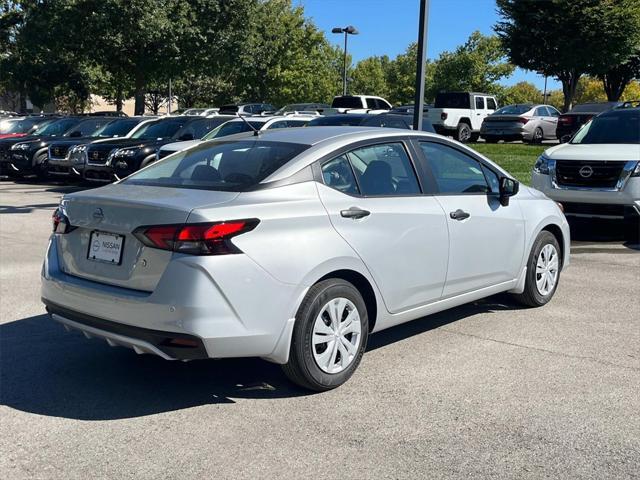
237 114 260 136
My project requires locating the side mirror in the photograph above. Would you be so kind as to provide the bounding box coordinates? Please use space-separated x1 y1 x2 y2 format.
179 133 194 141
499 177 519 206
69 131 82 137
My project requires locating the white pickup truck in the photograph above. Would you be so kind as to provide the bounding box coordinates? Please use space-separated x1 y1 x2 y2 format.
426 92 498 142
331 95 392 114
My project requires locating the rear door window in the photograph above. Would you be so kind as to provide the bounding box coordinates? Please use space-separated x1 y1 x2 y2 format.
345 142 421 196
321 156 359 195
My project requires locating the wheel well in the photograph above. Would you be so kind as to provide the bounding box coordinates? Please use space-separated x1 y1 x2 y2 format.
542 224 565 269
318 269 378 331
459 118 471 127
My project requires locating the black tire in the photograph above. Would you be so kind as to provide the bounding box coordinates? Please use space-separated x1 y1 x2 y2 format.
469 132 480 142
455 122 472 143
282 279 369 391
512 231 561 307
33 152 49 181
624 217 640 243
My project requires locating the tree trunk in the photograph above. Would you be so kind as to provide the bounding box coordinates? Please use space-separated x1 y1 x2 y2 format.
560 70 581 112
134 70 145 116
116 87 124 112
602 69 630 101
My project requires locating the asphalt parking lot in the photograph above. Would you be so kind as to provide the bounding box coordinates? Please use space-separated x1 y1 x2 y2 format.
1 180 638 479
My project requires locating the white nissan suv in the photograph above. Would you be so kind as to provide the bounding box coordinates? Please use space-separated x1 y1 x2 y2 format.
531 105 640 240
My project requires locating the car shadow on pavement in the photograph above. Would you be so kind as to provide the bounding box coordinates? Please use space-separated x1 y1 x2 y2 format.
568 218 639 251
0 297 522 421
0 202 60 214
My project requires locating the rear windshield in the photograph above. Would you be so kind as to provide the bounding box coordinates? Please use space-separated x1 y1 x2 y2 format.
493 105 532 115
307 115 366 126
434 93 470 109
331 97 363 109
123 140 309 191
571 111 640 144
570 103 616 113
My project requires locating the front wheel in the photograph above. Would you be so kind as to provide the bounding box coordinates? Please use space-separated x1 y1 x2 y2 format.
33 152 49 181
282 279 369 391
512 231 561 307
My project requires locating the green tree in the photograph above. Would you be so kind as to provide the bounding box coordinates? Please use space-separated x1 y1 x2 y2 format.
233 0 343 106
429 31 514 98
600 54 640 101
351 56 390 98
499 81 542 105
495 0 640 111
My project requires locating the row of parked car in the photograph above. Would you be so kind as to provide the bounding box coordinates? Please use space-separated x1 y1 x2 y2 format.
0 95 435 182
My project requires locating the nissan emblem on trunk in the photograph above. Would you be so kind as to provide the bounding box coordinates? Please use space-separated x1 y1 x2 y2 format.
93 208 104 221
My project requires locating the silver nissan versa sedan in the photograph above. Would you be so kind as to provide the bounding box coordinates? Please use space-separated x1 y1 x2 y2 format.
42 127 570 391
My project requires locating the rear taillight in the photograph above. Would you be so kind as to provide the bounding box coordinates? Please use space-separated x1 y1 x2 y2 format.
133 219 259 255
52 207 74 234
517 117 529 124
558 116 574 124
440 112 448 120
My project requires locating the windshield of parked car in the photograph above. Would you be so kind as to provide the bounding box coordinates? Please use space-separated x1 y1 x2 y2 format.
123 140 309 191
130 120 185 139
32 118 79 136
202 120 265 139
0 117 43 134
307 115 367 126
331 97 363 109
434 93 470 109
92 119 141 137
571 110 640 144
493 105 532 115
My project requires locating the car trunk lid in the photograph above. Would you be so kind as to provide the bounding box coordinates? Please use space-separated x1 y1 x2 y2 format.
57 183 239 291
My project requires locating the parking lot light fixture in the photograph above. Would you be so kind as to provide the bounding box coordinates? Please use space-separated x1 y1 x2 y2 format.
332 25 359 96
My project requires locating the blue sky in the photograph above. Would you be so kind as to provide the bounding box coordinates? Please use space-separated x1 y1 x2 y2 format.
295 0 561 91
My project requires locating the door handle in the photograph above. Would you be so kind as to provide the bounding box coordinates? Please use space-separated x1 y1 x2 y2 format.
340 207 371 219
450 209 470 220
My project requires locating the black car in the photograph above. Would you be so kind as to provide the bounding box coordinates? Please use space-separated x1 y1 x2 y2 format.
556 102 621 142
83 116 220 182
306 113 436 132
0 117 112 178
47 117 152 178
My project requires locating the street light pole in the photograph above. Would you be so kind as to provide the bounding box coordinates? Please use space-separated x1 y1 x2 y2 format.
413 0 430 131
332 26 358 96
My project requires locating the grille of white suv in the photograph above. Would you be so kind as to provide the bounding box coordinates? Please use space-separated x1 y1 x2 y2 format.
555 160 625 188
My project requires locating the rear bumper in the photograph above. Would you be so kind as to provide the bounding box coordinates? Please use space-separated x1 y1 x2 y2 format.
45 300 208 360
41 236 300 363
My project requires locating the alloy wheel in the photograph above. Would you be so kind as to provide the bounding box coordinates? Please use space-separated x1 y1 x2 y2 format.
312 297 362 374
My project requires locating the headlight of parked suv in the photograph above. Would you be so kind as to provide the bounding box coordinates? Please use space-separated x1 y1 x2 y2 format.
534 155 550 175
632 161 640 177
11 143 30 151
115 148 137 157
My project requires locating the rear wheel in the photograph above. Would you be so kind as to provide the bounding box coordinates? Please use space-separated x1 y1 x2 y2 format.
282 279 369 391
528 127 543 144
455 123 472 143
512 231 561 307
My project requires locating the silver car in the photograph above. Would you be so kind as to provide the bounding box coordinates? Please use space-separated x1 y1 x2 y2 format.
481 104 560 143
42 127 570 390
